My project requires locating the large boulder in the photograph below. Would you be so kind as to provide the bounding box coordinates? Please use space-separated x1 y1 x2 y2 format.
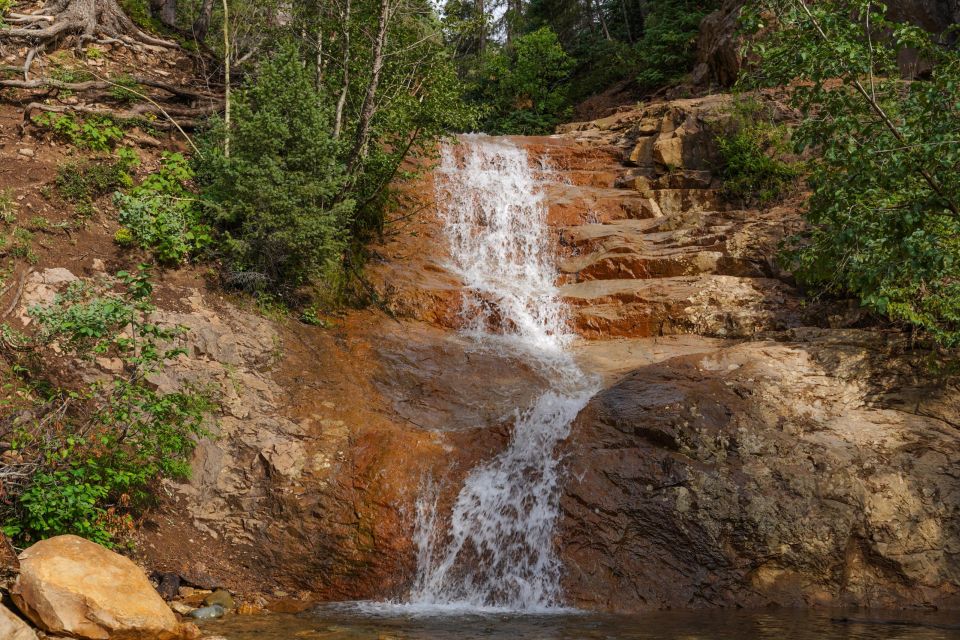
11 535 189 639
0 603 37 640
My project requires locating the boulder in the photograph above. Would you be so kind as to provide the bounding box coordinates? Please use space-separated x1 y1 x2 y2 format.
11 535 188 639
0 602 37 640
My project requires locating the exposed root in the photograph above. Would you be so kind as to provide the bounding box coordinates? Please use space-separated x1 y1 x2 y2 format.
23 100 220 131
1 0 179 53
0 76 217 102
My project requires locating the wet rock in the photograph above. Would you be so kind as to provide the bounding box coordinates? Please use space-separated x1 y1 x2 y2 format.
188 605 225 620
11 535 185 639
203 589 235 610
0 602 37 640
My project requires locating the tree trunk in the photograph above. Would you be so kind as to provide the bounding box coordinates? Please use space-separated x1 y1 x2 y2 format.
332 0 351 139
345 0 389 173
192 0 215 42
149 0 177 27
222 0 231 157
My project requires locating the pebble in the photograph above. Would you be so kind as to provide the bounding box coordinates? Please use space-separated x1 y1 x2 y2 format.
203 589 235 610
17 148 34 157
169 601 195 616
236 602 262 615
188 604 225 620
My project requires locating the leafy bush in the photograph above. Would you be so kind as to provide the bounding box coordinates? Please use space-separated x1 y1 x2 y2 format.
33 113 125 151
55 149 137 205
197 43 354 293
1 267 213 546
714 100 799 205
747 0 960 346
116 152 212 264
474 27 575 134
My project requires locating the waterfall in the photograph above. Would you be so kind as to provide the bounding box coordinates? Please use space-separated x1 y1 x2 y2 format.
409 135 597 611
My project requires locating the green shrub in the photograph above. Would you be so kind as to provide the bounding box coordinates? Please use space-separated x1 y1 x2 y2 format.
197 43 354 294
1 267 213 546
714 100 799 205
33 113 125 151
55 150 137 208
0 188 17 223
748 0 960 346
116 152 212 264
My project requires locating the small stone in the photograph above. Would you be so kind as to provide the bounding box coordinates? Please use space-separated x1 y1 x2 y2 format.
188 604 225 620
236 602 262 615
203 589 235 610
17 148 34 158
169 601 195 616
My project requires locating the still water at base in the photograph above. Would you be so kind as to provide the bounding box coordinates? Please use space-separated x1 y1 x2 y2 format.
199 603 960 640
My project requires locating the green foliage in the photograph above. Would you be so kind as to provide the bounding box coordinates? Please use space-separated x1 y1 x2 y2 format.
0 0 13 24
746 0 960 346
109 75 142 104
6 227 38 263
1 267 213 546
0 188 17 224
714 99 799 205
116 152 212 264
33 113 125 151
197 43 354 293
635 0 716 90
118 0 163 32
55 149 138 205
473 27 575 134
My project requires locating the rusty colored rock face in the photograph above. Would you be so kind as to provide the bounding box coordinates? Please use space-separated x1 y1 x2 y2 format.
124 93 959 613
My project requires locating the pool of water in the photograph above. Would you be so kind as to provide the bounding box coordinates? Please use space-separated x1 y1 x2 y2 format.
198 603 960 640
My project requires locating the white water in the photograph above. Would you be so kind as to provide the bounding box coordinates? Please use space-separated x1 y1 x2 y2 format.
409 135 598 611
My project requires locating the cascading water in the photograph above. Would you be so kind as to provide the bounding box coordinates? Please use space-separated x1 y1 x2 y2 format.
409 135 598 611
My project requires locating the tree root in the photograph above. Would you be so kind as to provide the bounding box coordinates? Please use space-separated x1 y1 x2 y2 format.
23 100 221 131
2 0 179 74
0 76 217 102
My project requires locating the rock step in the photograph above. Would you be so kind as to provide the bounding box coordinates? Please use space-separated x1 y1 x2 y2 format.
559 275 801 339
560 247 764 281
543 183 661 225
